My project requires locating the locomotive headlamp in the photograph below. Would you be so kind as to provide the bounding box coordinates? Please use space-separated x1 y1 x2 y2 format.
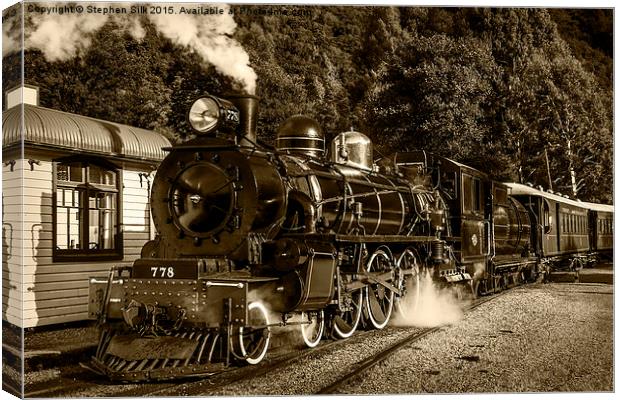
187 95 240 135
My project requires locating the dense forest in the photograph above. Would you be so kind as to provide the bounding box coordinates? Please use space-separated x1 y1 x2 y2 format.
2 6 613 203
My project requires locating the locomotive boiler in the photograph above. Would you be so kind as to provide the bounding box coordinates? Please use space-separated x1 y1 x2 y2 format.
87 94 452 381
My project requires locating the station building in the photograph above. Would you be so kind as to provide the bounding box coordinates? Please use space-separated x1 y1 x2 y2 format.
2 85 171 327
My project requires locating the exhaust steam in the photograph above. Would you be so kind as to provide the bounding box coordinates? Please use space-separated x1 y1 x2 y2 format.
3 2 256 93
248 287 312 350
392 269 467 328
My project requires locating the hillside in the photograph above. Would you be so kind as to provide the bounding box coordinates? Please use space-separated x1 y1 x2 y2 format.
2 6 613 203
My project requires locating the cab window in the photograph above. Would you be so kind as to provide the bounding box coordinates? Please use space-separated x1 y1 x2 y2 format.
462 173 483 214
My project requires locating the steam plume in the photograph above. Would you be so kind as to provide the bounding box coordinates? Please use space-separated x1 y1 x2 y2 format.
149 5 257 94
3 2 257 93
28 13 108 61
392 269 466 328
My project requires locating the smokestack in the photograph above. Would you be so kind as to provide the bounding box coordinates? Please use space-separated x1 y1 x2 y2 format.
227 94 259 146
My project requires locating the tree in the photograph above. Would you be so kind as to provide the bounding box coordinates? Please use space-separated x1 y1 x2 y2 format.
363 30 498 167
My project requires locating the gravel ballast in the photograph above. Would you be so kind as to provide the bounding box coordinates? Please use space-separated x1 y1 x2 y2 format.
18 281 613 397
334 282 613 394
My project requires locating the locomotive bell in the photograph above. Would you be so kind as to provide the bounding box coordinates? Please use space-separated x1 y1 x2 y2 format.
276 115 325 158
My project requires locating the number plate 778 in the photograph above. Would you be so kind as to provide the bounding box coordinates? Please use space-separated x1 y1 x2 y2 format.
151 266 175 278
131 260 197 279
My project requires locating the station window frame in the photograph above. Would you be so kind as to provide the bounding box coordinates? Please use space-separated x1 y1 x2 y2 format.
52 157 123 262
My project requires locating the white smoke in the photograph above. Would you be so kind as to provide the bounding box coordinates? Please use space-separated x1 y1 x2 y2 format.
149 5 257 94
28 13 108 61
392 269 466 328
3 2 256 93
115 13 146 42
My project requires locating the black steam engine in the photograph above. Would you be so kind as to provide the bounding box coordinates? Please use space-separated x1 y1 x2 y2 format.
87 94 612 381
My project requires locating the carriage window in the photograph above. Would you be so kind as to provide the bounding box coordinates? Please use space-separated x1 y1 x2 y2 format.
561 214 566 233
582 216 586 233
54 160 121 261
543 201 551 233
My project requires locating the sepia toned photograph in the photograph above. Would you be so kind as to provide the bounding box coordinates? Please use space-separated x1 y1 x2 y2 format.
1 1 614 398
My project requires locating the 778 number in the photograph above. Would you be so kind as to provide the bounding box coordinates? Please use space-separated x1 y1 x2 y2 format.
151 266 175 278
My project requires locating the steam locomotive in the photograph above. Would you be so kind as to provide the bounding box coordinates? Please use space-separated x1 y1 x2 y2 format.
87 94 613 381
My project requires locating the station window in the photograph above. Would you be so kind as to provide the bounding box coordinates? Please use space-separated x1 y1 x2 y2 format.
53 160 122 261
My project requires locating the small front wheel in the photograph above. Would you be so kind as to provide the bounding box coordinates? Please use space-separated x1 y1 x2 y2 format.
300 310 325 348
236 302 271 365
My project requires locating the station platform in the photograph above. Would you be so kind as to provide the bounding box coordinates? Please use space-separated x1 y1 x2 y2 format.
2 322 98 371
548 262 613 284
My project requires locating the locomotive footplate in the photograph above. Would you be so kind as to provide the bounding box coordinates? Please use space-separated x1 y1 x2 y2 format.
281 233 440 244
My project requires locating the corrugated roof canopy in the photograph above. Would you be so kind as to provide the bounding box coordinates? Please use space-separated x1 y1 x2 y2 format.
3 104 171 162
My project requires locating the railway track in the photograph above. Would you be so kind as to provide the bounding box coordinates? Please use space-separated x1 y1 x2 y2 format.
123 329 371 397
146 288 511 397
23 329 358 398
24 288 510 397
315 290 509 395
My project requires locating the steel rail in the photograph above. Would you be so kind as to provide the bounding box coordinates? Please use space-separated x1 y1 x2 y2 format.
131 332 367 397
24 289 516 398
315 290 511 395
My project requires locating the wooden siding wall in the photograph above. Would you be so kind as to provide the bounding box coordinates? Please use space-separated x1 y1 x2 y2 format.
2 158 154 328
3 160 24 327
